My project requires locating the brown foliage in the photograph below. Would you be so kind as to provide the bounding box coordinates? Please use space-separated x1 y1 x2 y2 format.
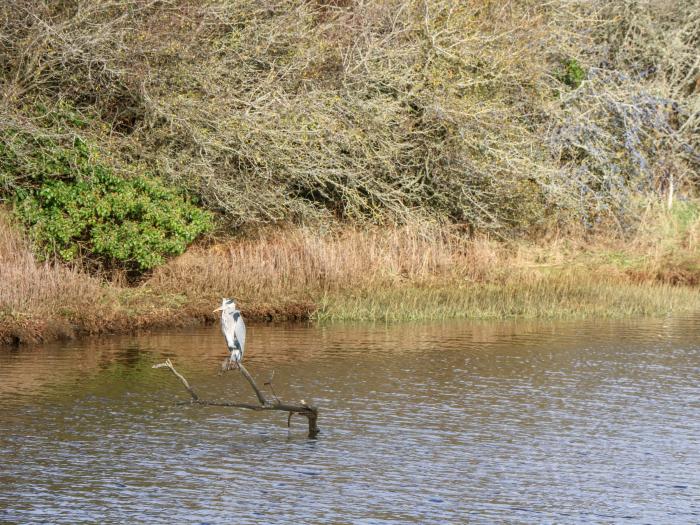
2 206 699 344
2 1 695 236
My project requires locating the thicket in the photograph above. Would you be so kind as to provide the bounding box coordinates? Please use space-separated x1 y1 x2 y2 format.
1 126 212 271
0 0 698 269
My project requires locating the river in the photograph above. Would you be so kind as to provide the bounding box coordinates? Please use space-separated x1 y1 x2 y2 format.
1 317 699 523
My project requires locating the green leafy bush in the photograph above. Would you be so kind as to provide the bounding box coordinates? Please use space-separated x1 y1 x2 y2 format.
3 133 212 271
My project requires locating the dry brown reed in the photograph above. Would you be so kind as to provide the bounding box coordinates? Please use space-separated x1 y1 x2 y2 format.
2 204 699 344
0 212 114 342
0 212 199 343
146 222 504 303
147 208 700 321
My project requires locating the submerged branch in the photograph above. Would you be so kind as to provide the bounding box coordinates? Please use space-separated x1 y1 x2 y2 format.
153 359 319 438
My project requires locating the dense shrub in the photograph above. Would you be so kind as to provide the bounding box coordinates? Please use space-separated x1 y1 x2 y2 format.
0 0 697 236
1 131 212 271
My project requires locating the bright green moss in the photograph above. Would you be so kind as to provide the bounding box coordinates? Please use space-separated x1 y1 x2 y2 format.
558 58 586 89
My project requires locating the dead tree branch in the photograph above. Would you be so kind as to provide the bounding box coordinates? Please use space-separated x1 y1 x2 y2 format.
153 359 199 401
153 358 319 438
237 362 268 406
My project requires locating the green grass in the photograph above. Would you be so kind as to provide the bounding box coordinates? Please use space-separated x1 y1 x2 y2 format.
314 273 700 322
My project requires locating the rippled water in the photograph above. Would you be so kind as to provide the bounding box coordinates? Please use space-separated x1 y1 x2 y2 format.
1 317 700 523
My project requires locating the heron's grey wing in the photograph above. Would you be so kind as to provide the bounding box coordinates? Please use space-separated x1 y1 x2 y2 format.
233 312 246 355
221 312 237 350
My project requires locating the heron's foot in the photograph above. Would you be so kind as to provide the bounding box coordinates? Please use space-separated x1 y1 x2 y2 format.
220 358 240 372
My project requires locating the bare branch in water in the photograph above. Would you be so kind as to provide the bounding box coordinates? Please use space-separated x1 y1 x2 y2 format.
153 359 199 401
153 359 319 438
264 370 282 404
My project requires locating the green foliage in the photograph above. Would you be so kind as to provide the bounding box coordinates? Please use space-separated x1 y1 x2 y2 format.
558 58 586 89
2 132 212 271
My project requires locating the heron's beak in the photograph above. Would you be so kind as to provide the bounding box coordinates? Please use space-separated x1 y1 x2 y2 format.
213 306 223 313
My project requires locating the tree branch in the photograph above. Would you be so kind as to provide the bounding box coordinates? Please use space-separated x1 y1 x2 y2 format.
153 358 319 438
153 358 199 401
237 362 268 406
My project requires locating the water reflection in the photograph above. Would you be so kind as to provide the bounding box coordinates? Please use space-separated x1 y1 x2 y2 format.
1 316 700 523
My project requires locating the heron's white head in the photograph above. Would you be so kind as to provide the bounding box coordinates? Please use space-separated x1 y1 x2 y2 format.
213 298 236 313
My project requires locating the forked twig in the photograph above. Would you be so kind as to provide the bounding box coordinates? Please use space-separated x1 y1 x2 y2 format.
264 370 281 404
153 358 199 401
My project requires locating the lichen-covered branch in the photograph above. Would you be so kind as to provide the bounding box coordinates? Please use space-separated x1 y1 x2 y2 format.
237 362 268 406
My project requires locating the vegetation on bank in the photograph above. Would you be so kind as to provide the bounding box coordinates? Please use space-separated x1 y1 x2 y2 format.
2 203 699 344
0 1 698 343
2 131 212 271
2 1 698 233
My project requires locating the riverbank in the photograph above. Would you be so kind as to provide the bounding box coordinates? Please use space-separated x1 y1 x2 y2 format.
2 2 699 346
2 204 699 345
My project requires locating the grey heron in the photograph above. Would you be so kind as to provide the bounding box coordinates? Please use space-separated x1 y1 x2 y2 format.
214 298 246 366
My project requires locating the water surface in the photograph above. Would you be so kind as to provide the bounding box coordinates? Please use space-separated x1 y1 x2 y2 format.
1 317 699 523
